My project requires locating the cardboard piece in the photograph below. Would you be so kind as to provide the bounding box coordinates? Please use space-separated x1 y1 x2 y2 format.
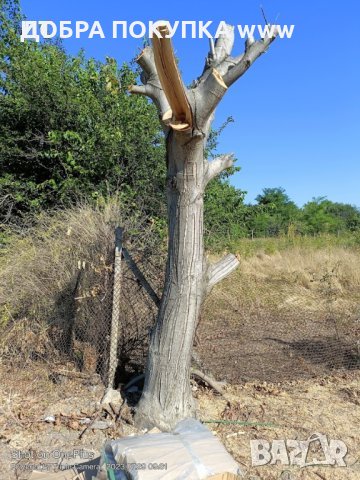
97 418 242 479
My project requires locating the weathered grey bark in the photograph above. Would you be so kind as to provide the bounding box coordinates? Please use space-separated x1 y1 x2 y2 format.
130 22 278 430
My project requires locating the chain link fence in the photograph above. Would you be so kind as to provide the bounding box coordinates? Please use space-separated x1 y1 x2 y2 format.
37 226 165 390
0 220 359 389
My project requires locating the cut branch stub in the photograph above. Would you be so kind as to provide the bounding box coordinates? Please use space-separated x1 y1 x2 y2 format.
152 24 193 132
207 254 240 292
205 153 235 185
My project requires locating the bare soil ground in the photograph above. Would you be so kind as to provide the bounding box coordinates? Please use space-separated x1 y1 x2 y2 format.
0 244 359 479
0 364 358 480
197 371 359 480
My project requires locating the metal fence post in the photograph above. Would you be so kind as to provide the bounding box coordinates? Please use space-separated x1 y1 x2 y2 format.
107 226 123 389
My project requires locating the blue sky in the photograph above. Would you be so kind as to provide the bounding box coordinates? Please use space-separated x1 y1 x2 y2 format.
21 0 360 207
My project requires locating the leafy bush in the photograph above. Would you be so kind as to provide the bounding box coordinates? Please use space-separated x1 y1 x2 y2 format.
0 1 166 223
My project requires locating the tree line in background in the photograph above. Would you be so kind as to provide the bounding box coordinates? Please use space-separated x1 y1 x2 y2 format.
1 0 360 246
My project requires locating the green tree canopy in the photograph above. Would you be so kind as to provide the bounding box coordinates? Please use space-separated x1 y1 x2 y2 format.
250 187 299 236
301 198 360 234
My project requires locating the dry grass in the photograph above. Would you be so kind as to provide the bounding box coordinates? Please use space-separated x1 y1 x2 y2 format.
225 233 360 257
240 247 360 315
0 201 117 319
0 202 115 363
206 246 360 325
0 199 164 364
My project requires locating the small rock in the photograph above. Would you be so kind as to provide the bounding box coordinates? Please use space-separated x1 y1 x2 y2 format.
91 421 112 430
68 420 80 430
101 388 122 406
80 417 92 425
44 415 55 423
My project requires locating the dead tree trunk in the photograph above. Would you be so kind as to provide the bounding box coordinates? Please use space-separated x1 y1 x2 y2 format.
129 22 278 430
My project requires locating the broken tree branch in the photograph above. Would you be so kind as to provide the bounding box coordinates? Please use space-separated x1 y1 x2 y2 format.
128 84 147 96
216 54 242 77
152 23 193 131
207 254 240 291
128 83 171 121
260 5 270 26
136 45 157 78
129 47 171 121
191 368 228 398
205 154 235 185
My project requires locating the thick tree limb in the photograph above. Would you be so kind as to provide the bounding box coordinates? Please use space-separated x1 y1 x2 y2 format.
195 25 278 122
207 254 240 291
129 83 172 124
216 54 242 77
152 24 193 131
128 85 147 96
194 68 228 128
129 47 171 121
223 28 279 87
194 24 235 124
202 24 235 77
215 51 247 77
205 154 235 185
137 46 157 78
214 24 235 63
